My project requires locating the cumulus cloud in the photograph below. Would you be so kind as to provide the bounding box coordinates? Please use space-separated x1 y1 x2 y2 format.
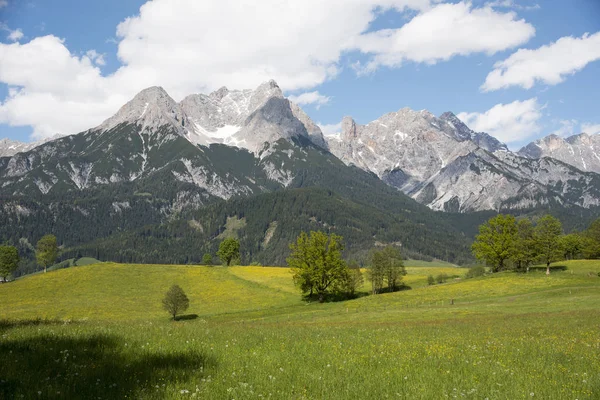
0 0 537 139
317 122 342 136
85 50 106 66
352 1 534 73
486 0 540 11
288 91 331 109
7 29 23 42
482 32 600 91
582 123 600 135
457 98 543 143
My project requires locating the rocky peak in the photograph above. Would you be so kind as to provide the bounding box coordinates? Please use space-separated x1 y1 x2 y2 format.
341 117 358 140
210 86 230 101
439 111 473 141
97 86 186 133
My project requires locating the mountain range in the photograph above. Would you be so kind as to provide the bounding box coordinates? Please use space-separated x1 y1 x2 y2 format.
1 80 598 268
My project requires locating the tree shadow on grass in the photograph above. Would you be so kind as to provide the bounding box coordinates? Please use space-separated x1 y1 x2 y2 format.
175 314 199 321
528 265 568 273
0 320 214 399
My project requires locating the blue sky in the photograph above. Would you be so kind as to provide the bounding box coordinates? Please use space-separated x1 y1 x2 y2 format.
0 0 599 149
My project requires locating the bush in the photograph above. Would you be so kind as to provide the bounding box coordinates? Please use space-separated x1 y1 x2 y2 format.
427 275 435 285
465 265 486 279
436 273 449 284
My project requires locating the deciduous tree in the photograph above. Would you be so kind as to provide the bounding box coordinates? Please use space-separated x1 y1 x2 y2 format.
36 234 58 274
342 260 364 297
217 238 240 266
534 215 563 275
514 219 535 272
162 284 190 320
288 231 348 303
471 214 518 273
0 245 19 282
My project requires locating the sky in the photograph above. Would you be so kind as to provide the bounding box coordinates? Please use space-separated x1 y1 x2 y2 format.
0 0 599 150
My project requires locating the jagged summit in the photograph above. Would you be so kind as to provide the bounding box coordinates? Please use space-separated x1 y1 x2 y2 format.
96 85 186 134
92 80 324 154
519 131 600 173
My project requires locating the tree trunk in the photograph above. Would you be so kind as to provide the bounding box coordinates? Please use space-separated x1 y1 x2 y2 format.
546 261 550 275
318 293 324 303
44 265 47 273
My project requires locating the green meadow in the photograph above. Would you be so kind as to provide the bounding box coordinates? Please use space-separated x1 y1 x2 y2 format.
1 260 599 399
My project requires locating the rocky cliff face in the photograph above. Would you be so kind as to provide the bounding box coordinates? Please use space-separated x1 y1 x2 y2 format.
324 109 600 212
519 133 600 174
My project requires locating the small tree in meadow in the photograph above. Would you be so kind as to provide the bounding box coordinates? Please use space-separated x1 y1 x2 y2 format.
534 215 563 275
36 234 58 273
342 260 364 297
0 245 19 282
288 231 348 303
217 238 240 266
427 275 435 286
162 285 190 320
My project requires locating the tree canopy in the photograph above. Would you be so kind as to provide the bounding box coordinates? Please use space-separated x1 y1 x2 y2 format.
534 215 563 274
0 245 19 281
162 284 190 320
471 214 518 272
217 238 240 266
288 231 348 303
368 246 406 293
36 234 58 274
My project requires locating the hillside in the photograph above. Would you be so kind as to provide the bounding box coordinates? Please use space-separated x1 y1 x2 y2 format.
1 261 599 399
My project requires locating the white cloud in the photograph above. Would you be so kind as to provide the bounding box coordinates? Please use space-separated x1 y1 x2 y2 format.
351 1 535 73
550 119 578 138
317 122 342 136
288 91 331 109
7 28 24 42
0 0 7 8
483 32 600 91
486 0 540 11
0 0 537 139
86 50 106 66
582 123 600 135
457 98 543 143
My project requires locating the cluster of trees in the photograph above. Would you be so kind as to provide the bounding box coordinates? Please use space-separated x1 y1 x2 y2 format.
472 214 600 274
288 231 406 302
0 234 58 281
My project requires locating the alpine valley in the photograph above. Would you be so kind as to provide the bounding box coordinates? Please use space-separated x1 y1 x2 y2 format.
1 81 599 272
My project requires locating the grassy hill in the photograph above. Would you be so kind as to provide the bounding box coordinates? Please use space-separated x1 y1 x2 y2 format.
1 261 599 399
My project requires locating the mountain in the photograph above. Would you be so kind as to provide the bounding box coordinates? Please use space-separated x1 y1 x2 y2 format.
0 81 486 270
519 133 600 174
324 110 600 212
0 137 48 157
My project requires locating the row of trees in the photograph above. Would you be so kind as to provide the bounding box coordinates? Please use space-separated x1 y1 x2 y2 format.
472 214 600 274
0 234 58 281
288 231 406 302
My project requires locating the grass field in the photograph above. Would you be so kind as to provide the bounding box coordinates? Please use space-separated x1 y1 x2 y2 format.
1 260 599 399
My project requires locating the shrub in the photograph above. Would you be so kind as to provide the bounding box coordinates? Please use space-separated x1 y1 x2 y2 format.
465 265 486 279
427 275 435 285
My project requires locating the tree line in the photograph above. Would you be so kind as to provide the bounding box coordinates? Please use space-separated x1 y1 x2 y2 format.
472 214 600 274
